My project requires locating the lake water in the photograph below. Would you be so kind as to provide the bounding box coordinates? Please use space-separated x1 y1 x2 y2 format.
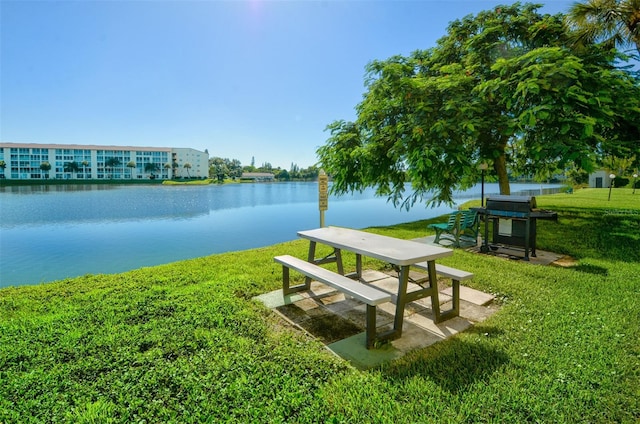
0 182 561 287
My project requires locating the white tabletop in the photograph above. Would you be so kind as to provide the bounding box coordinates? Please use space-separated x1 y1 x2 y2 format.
298 226 453 266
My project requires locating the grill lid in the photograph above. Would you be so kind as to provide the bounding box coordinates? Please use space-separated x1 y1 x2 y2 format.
486 195 537 211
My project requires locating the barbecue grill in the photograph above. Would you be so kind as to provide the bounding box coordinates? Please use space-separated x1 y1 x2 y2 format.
473 195 557 260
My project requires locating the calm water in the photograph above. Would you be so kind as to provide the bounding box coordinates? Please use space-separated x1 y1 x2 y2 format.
0 182 560 287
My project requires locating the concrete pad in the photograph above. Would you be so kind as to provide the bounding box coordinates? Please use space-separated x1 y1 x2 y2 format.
327 333 404 369
414 235 565 266
459 302 499 323
360 269 390 283
307 281 337 297
466 244 563 265
327 311 480 369
368 276 401 294
339 303 395 328
254 290 305 309
254 272 500 369
442 285 495 306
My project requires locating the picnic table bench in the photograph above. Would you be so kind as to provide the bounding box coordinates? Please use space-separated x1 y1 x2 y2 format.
274 254 392 349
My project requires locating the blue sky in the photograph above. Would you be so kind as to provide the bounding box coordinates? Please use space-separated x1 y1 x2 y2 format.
1 0 573 169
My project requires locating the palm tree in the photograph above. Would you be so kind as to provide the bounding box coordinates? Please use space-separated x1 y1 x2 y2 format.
183 162 192 178
63 161 80 179
144 162 159 179
81 160 89 179
164 163 172 179
126 161 136 179
566 0 640 55
104 157 121 179
172 161 179 178
40 161 51 179
0 160 6 178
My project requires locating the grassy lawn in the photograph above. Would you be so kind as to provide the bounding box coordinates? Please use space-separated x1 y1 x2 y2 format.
1 188 638 423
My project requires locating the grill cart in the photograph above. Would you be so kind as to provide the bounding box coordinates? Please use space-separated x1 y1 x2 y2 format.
473 195 557 261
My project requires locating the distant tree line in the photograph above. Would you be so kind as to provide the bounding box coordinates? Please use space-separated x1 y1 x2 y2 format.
208 157 319 181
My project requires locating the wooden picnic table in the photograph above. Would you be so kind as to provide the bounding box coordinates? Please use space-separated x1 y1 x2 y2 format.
297 226 453 342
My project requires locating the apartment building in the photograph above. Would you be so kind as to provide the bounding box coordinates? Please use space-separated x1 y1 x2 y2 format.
0 143 209 180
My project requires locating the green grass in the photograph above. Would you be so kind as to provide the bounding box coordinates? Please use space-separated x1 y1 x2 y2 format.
1 188 638 423
162 179 215 185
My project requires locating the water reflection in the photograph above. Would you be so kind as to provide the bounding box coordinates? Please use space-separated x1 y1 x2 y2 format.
0 182 561 287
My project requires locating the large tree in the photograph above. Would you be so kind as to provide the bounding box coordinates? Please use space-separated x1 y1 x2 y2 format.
317 3 640 207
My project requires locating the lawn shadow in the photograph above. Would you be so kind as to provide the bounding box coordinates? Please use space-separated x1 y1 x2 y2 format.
570 263 609 276
275 302 363 345
547 213 640 263
382 338 509 395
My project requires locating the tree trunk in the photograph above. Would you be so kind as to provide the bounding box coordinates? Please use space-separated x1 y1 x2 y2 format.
494 151 511 195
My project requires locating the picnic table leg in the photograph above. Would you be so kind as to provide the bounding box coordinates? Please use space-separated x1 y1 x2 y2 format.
355 253 362 280
334 248 344 275
425 260 444 323
365 304 377 349
391 265 411 338
304 241 317 287
281 264 310 295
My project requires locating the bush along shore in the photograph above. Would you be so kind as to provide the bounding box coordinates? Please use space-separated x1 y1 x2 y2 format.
0 188 638 423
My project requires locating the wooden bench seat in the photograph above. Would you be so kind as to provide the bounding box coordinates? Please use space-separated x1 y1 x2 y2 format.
428 210 479 247
412 262 474 322
428 211 460 245
274 255 392 349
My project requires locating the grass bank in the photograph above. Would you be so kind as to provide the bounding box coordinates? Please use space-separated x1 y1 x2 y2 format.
1 189 638 423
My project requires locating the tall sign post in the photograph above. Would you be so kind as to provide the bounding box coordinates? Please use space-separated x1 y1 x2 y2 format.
318 170 328 227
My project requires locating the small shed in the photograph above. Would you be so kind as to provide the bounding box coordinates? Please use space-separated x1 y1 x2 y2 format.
589 170 615 188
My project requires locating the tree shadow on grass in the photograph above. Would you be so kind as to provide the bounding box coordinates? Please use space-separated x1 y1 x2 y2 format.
382 337 510 395
543 213 640 263
570 263 609 276
276 303 363 345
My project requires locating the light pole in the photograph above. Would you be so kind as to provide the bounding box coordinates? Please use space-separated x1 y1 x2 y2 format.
478 163 488 207
633 173 638 195
608 173 615 201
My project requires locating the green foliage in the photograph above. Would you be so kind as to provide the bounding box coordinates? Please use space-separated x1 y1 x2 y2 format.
565 163 590 185
1 190 639 422
63 161 81 174
104 157 121 168
317 3 640 209
566 0 640 56
144 162 159 175
209 156 243 179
